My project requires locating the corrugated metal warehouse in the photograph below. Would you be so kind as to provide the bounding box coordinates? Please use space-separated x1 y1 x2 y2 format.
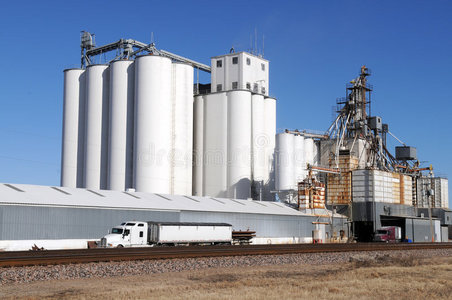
0 183 347 243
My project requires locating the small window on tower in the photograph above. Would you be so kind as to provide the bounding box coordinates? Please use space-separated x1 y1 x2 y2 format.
246 58 251 65
261 87 266 94
246 82 251 90
216 60 222 68
217 84 222 92
261 63 265 71
253 83 258 92
232 82 238 89
232 57 238 64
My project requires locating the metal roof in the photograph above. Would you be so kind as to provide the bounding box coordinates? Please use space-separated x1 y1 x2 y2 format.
0 183 309 217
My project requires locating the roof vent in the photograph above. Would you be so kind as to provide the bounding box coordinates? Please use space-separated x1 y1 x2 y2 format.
123 191 140 199
87 189 105 197
155 194 173 201
184 196 201 203
51 186 71 195
4 184 24 193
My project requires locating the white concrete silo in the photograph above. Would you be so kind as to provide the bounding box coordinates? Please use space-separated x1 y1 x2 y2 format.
263 97 276 200
192 94 205 196
304 138 315 166
61 68 85 188
313 140 321 166
202 92 228 198
251 94 265 183
227 90 252 199
171 63 194 195
107 60 134 191
275 132 295 191
134 55 172 194
84 65 110 190
294 134 306 183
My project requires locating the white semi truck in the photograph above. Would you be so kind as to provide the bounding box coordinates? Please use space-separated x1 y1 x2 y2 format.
99 221 234 248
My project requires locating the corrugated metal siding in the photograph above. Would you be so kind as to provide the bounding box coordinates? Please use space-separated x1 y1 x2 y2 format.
0 205 348 241
352 170 413 204
180 211 347 239
0 205 179 240
0 183 348 241
416 177 449 208
326 155 358 205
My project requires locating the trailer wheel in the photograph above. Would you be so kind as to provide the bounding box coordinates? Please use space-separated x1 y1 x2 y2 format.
117 244 124 248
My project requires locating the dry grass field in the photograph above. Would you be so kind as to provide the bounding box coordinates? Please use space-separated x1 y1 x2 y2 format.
1 255 452 299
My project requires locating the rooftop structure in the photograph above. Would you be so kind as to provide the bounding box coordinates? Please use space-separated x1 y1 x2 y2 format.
210 52 269 96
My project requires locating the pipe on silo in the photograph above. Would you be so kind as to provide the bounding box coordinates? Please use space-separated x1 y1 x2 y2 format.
61 68 85 188
108 60 134 191
84 64 110 190
134 55 172 193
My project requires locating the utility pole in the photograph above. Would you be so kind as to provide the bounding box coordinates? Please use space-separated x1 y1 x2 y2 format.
427 169 435 242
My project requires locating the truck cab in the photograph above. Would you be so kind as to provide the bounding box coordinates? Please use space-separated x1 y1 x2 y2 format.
100 221 148 248
374 226 402 243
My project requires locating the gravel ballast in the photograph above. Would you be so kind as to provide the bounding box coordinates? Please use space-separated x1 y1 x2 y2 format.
1 248 451 285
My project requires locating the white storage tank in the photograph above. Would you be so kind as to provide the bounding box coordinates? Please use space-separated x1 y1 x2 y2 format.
313 140 321 166
171 63 194 196
263 97 276 200
61 68 85 188
275 132 295 191
227 90 252 199
134 55 172 194
193 91 276 200
202 92 229 198
294 134 306 184
304 138 315 167
84 64 110 190
252 94 266 186
108 60 134 191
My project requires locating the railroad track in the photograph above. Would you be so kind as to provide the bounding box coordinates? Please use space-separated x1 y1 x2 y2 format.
1 243 452 268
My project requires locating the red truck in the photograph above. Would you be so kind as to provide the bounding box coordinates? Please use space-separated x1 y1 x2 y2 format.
373 226 402 243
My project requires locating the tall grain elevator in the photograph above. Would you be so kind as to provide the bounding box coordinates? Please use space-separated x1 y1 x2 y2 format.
61 33 276 200
192 52 276 201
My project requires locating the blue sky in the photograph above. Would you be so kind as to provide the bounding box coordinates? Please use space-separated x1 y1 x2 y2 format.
0 0 451 205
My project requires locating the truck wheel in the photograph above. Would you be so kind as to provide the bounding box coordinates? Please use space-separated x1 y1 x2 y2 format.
117 244 124 248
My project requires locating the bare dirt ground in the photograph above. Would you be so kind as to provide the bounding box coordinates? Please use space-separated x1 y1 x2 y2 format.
1 255 451 299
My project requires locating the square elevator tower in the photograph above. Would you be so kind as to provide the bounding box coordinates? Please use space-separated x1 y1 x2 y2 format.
210 52 269 95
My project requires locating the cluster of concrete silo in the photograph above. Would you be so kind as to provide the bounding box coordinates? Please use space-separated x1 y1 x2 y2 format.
61 55 193 194
192 91 276 200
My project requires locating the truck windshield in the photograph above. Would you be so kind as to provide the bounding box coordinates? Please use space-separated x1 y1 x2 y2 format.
111 228 123 234
376 230 388 235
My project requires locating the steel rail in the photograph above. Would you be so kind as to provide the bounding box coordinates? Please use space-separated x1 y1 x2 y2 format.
0 243 451 268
